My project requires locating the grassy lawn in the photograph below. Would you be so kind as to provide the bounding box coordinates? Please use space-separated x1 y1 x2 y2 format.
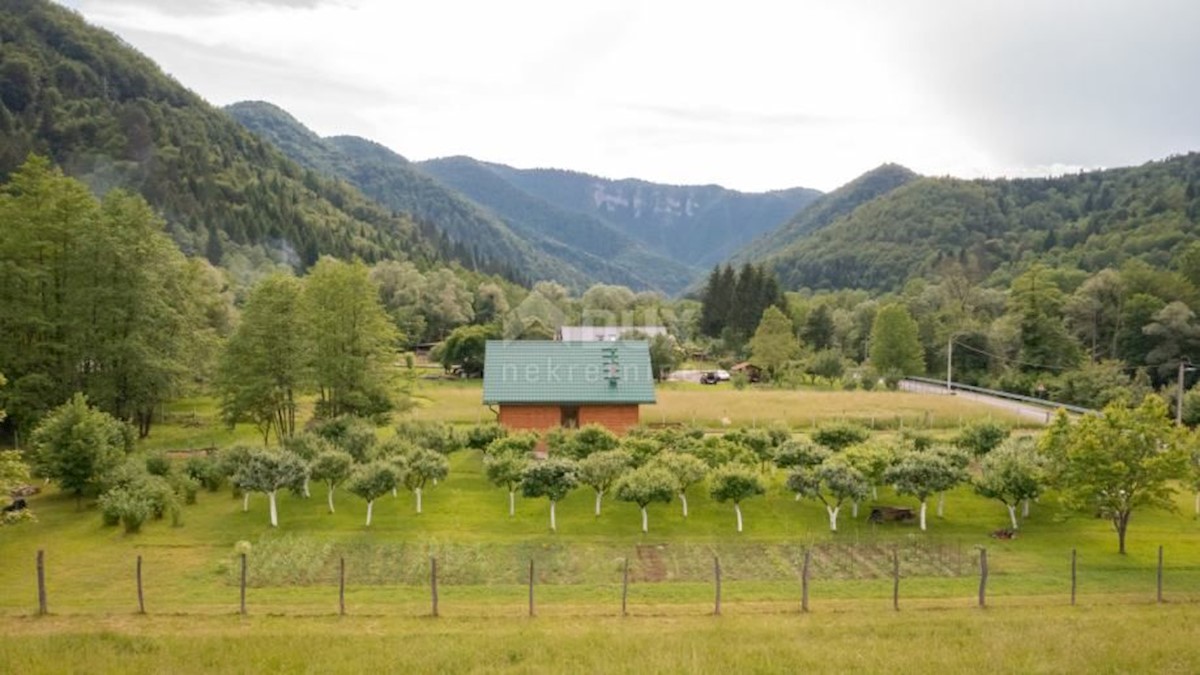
3 380 1195 670
3 446 1199 617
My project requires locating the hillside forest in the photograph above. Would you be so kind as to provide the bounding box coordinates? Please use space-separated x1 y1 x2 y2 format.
0 0 1199 445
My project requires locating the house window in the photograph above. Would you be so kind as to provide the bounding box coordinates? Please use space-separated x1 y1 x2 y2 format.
561 406 580 429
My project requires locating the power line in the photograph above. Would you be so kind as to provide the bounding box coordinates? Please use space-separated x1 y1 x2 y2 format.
950 339 1147 374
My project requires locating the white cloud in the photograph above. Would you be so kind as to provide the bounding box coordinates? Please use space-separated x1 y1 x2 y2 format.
65 0 1200 191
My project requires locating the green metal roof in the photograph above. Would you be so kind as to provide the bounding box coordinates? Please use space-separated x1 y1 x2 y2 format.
482 340 656 405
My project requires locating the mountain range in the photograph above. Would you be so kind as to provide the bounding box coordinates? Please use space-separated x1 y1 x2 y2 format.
2 0 1198 300
225 100 819 294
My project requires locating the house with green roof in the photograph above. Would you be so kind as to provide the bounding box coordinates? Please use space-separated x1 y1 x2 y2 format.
482 340 656 434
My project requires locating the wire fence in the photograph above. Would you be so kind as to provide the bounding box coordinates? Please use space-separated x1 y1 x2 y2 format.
14 541 1194 619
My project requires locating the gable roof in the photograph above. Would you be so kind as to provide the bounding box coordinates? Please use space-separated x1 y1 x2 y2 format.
558 326 668 342
483 340 656 405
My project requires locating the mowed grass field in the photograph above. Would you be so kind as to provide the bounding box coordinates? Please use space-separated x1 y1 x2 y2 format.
3 381 1198 672
408 379 1029 429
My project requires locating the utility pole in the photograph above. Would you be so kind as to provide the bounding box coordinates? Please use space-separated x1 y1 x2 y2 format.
1178 359 1194 427
946 335 954 392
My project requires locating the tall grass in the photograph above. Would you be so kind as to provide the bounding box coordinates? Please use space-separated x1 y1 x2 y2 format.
3 606 1200 673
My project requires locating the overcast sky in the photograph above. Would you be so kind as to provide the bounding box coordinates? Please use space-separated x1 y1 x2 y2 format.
57 0 1200 192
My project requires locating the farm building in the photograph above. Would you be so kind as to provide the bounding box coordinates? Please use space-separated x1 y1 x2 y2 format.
557 326 668 342
482 340 656 434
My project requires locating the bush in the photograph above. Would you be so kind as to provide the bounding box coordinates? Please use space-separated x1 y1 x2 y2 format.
145 453 172 477
812 423 871 451
485 433 539 457
882 369 904 390
955 421 1011 456
98 487 152 534
466 423 506 450
171 473 200 505
184 454 224 492
395 420 464 454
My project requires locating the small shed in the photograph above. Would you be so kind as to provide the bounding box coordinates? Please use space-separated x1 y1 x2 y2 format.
731 361 763 382
483 340 656 434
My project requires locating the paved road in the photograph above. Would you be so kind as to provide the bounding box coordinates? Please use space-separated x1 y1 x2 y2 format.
899 379 1068 424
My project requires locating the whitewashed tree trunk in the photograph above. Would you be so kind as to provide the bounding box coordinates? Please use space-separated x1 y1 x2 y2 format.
852 501 859 518
734 503 744 533
919 500 928 531
327 485 335 514
508 490 516 517
1022 498 1030 518
366 499 374 526
594 490 603 516
268 490 278 528
550 500 557 532
937 493 945 518
827 505 840 532
242 492 250 512
680 493 689 518
873 486 879 499
794 493 801 501
392 487 398 498
1007 504 1018 530
415 487 423 514
641 506 648 533
302 476 310 498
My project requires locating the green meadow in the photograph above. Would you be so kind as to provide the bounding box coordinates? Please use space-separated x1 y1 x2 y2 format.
3 383 1198 672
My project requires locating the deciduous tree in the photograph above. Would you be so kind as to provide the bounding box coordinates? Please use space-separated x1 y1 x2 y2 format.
975 439 1044 530
787 458 870 532
883 452 960 531
1039 399 1189 553
577 449 632 516
748 306 798 380
31 393 132 507
233 449 307 528
614 466 674 533
346 461 399 526
709 465 765 533
217 273 307 445
521 458 578 532
650 451 708 517
302 258 399 419
310 450 354 514
869 304 925 376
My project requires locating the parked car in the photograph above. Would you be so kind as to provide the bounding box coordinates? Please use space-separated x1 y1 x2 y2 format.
700 371 720 385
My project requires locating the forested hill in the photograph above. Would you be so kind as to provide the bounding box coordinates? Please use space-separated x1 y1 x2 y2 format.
743 155 1200 292
414 156 698 294
478 163 822 268
224 101 589 289
731 163 918 265
0 0 465 272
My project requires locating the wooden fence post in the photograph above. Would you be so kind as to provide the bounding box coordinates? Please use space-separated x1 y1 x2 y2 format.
136 555 145 615
431 556 439 618
1157 546 1164 604
713 556 722 616
1070 549 1077 606
801 548 811 613
339 557 346 616
36 550 47 616
978 548 988 609
892 548 900 612
239 552 247 616
621 557 629 617
528 559 535 617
